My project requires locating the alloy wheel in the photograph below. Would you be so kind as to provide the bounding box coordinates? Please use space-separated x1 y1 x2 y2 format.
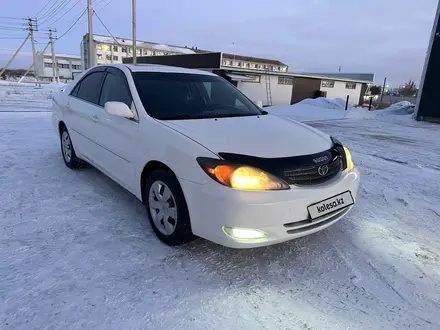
148 180 178 236
61 131 72 162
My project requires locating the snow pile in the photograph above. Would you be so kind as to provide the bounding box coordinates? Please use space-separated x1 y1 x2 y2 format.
267 97 354 121
267 98 415 122
299 97 353 110
379 101 415 115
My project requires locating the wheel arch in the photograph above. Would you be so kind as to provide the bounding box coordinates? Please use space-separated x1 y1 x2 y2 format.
58 120 66 136
140 160 176 203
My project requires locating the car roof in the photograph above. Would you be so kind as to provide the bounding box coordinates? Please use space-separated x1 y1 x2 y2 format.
106 63 216 76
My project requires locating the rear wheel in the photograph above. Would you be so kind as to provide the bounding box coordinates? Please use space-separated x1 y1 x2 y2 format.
145 169 195 246
60 125 81 169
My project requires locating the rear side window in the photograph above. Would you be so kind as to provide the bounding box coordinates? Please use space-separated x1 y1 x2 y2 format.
99 72 132 107
76 72 105 104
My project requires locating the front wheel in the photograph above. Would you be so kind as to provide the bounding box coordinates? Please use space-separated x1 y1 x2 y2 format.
60 125 81 169
145 169 195 246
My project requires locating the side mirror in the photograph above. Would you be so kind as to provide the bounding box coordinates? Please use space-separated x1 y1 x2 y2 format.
254 100 263 108
104 101 134 119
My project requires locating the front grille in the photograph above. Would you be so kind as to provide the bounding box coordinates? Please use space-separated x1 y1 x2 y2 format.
284 206 351 235
282 157 342 186
218 145 345 187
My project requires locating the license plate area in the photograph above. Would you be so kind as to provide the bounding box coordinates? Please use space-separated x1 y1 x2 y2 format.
307 191 354 220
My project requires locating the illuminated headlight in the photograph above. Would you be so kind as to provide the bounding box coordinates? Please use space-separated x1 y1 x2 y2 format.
332 137 355 173
344 147 354 173
197 157 289 191
222 226 269 241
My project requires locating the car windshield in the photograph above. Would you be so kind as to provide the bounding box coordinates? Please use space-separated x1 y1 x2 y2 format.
132 72 264 120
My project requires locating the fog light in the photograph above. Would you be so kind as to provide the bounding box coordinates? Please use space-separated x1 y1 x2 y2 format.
222 226 269 241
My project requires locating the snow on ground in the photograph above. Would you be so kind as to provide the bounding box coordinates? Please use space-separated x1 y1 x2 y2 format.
267 97 415 122
0 80 65 112
1 84 440 329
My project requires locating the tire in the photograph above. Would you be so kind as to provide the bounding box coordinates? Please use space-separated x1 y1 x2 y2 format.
145 169 195 246
60 125 81 169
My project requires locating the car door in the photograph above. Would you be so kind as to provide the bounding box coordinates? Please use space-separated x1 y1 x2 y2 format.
92 67 139 192
66 69 106 162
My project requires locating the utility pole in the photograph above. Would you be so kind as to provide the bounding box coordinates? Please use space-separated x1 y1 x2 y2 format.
18 41 51 84
28 17 39 80
0 34 30 78
380 77 387 105
87 0 95 68
132 0 137 64
49 29 59 83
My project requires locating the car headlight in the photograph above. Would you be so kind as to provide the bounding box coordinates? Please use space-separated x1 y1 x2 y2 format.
332 137 355 173
344 147 354 173
197 157 290 190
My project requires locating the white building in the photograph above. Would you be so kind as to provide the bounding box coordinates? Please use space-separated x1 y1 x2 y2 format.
80 34 196 70
36 53 82 81
128 52 374 106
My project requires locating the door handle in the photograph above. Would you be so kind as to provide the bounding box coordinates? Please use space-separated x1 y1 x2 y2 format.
92 114 99 122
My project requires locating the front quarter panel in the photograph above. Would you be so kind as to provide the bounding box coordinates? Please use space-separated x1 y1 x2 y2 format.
133 118 218 198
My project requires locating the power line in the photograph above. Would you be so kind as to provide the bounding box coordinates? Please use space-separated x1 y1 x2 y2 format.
0 16 26 20
94 0 107 8
56 9 87 40
34 0 57 18
0 26 27 31
0 37 29 39
95 0 115 11
41 0 82 27
38 0 65 20
0 20 27 26
39 0 72 23
56 6 85 30
93 10 121 46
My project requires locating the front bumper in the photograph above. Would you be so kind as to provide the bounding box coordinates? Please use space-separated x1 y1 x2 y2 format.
180 168 360 248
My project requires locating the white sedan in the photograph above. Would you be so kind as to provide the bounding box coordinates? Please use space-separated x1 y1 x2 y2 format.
52 64 360 248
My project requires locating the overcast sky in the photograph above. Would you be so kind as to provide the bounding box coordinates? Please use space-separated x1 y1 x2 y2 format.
1 0 438 86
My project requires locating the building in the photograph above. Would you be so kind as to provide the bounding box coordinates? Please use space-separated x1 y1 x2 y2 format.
415 0 440 122
77 33 373 106
123 52 374 106
220 53 288 73
289 73 374 106
36 53 82 80
80 34 196 70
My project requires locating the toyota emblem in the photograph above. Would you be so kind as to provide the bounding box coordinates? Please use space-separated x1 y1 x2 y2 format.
318 165 329 176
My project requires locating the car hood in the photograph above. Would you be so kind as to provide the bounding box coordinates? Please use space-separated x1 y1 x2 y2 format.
162 114 333 158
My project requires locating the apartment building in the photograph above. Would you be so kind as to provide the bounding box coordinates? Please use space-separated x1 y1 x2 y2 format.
221 53 288 73
80 34 196 69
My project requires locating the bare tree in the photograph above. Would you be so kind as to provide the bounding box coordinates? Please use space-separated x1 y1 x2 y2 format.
369 85 382 95
399 80 418 97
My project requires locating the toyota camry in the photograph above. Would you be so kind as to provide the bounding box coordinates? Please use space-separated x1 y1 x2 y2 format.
52 64 360 248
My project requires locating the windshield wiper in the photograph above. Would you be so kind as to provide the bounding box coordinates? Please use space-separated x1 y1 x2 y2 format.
203 113 257 118
158 112 265 120
157 114 206 120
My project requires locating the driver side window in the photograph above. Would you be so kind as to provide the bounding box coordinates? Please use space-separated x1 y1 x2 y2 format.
99 72 133 108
